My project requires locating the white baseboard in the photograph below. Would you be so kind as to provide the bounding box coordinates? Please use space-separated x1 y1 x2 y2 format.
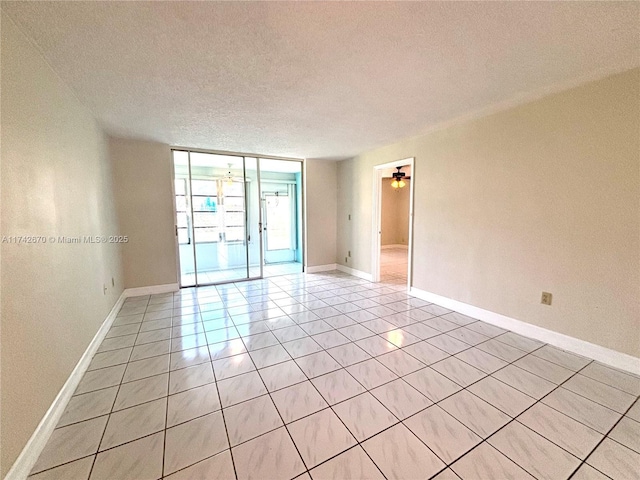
123 283 179 297
5 291 127 480
409 287 640 376
336 264 374 282
381 244 408 250
305 264 337 274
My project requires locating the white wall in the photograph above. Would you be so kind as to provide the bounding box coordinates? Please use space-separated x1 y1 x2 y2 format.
109 137 178 288
1 13 124 475
337 69 640 358
305 159 338 267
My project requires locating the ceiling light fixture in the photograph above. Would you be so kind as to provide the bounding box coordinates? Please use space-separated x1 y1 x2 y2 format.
391 166 406 189
224 164 234 186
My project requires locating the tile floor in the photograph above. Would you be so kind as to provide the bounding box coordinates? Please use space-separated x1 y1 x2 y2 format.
29 271 640 480
380 246 407 285
181 261 303 286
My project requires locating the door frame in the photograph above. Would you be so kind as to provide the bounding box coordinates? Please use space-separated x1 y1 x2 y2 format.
371 157 415 289
171 148 304 287
170 152 182 286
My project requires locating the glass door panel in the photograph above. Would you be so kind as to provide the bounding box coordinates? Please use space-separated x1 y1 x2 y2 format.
192 153 248 284
174 151 251 286
244 157 263 279
264 193 293 258
173 151 196 287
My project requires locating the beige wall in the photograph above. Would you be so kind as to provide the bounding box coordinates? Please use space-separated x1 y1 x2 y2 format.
109 137 178 288
304 159 337 267
337 68 640 357
0 13 124 475
381 179 410 245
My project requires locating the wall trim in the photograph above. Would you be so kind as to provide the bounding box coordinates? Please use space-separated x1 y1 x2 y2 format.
381 244 409 250
123 283 179 298
4 291 127 480
336 264 373 282
409 287 640 375
306 264 338 274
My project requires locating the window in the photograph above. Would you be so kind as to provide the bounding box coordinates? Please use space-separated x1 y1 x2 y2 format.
175 178 246 244
175 179 191 244
191 179 219 243
265 193 292 250
221 181 245 242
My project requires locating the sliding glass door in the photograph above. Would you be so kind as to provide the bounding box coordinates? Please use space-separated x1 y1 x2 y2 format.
174 151 254 286
173 150 302 286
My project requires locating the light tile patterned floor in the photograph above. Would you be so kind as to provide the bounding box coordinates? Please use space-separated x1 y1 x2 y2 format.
29 271 640 480
380 246 407 285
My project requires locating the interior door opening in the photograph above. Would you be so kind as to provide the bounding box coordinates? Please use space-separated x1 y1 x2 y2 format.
372 158 415 289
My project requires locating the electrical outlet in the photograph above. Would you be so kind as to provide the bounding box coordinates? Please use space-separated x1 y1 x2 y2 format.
541 292 552 305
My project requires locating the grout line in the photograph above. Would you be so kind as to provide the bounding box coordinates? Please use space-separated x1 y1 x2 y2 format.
86 294 151 480
567 396 640 479
171 274 537 478
210 357 239 480
258 321 391 479
403 344 557 476
422 357 594 479
39 271 640 480
236 274 396 477
237 335 311 477
160 370 170 478
26 454 97 477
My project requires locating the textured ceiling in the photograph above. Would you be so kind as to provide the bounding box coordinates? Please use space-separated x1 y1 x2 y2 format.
3 1 639 160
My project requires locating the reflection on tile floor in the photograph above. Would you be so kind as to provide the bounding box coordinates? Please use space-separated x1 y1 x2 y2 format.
182 261 303 286
30 271 640 480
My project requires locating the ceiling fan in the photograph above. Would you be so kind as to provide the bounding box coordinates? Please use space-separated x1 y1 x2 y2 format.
391 166 411 188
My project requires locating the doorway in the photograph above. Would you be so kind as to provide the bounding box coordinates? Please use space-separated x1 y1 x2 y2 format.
172 150 303 287
259 159 303 278
371 158 415 288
